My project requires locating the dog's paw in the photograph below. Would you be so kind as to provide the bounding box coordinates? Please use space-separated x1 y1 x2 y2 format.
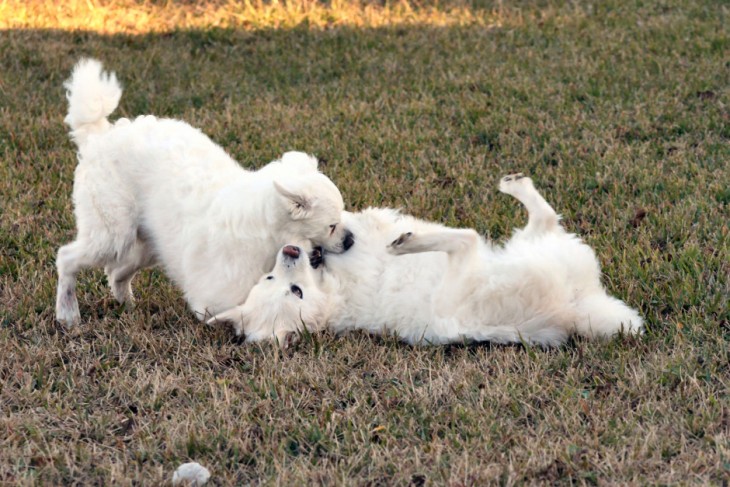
388 232 414 254
207 307 246 336
277 330 301 352
498 173 534 195
56 289 81 326
110 281 135 305
56 309 81 327
231 332 247 346
309 246 324 269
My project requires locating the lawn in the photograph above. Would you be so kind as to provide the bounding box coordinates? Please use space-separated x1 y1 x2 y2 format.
0 0 728 484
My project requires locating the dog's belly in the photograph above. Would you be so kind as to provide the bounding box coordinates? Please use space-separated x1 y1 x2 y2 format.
331 252 449 335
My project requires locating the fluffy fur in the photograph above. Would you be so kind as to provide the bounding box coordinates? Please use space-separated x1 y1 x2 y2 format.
56 58 353 326
213 174 644 346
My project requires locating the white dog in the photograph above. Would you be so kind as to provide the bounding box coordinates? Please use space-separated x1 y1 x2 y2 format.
55 59 353 330
212 174 643 346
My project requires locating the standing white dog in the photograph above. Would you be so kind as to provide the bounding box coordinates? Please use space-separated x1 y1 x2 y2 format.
212 174 643 346
56 59 353 331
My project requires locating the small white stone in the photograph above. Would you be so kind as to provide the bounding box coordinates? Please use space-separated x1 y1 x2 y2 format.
172 462 211 486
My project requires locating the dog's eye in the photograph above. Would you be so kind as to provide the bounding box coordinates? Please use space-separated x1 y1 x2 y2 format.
290 284 303 299
266 276 274 280
329 224 337 235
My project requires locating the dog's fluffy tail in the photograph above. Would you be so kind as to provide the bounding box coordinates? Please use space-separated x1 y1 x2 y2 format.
64 58 122 147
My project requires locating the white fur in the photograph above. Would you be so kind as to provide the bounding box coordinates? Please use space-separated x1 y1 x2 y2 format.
214 175 644 347
172 462 210 486
55 58 352 326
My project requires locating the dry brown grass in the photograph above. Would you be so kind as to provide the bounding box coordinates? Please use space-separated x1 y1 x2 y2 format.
1 0 729 484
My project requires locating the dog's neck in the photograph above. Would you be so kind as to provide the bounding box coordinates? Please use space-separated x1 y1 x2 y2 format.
211 180 286 241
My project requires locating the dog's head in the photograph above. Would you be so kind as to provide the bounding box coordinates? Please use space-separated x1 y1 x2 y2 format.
273 156 354 253
210 244 331 345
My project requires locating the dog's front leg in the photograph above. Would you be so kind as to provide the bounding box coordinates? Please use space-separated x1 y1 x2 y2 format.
208 306 246 336
389 229 480 317
208 309 299 351
388 228 480 257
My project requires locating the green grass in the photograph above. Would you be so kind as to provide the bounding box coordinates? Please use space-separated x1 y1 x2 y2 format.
1 0 728 484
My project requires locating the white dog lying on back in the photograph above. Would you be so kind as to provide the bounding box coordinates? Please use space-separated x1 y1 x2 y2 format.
213 174 643 346
56 59 353 332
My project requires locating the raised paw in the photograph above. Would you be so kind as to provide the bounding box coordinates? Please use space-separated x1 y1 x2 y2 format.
498 173 534 195
389 232 413 248
309 246 324 269
389 232 421 256
503 173 525 182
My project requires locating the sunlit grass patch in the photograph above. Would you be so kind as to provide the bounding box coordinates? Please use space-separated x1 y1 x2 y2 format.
1 0 503 33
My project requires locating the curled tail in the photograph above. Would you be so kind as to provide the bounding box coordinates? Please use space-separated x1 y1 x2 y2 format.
64 58 122 147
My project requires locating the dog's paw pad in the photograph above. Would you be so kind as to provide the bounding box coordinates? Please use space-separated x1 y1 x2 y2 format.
279 331 301 352
232 333 247 346
502 173 524 182
390 232 413 248
499 173 533 194
309 246 324 269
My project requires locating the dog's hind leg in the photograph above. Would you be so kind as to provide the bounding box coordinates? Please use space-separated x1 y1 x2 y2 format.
499 174 561 238
105 239 155 304
56 240 104 326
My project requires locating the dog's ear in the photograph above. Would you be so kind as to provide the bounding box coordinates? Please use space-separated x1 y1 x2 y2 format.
274 180 313 220
208 306 247 337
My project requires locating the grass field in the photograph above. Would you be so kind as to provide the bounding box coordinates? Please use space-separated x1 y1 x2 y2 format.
1 0 728 484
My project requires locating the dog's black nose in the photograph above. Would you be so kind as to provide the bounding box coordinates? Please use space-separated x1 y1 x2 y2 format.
282 245 300 259
342 230 355 251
